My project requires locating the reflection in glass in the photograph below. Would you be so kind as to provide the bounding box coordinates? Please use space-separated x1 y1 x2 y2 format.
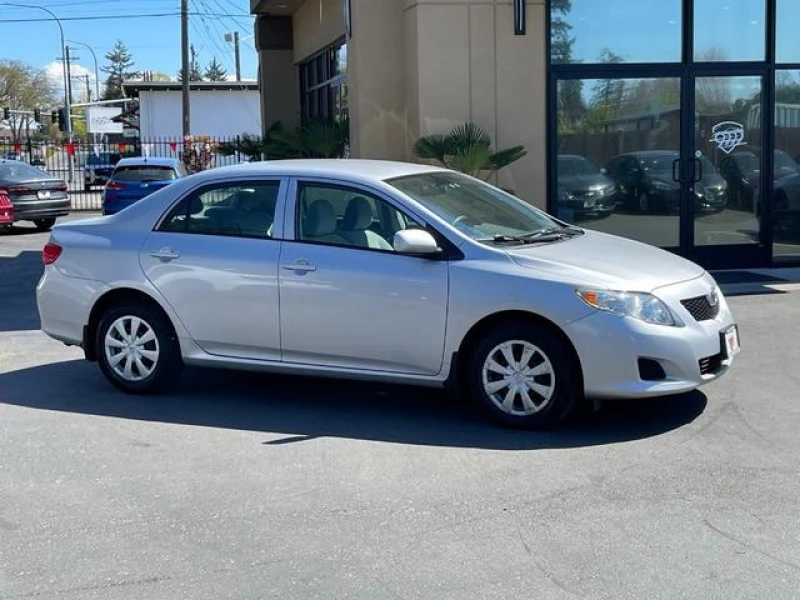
550 0 681 64
776 0 800 63
694 0 765 62
694 76 761 246
772 71 800 261
555 78 681 247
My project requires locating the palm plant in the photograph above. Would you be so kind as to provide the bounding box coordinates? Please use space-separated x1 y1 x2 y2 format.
271 118 350 158
413 122 527 180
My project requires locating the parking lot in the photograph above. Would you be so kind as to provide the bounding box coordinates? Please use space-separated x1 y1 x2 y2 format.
1 215 800 599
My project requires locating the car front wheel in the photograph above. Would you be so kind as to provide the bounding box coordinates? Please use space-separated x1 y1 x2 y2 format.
465 323 580 429
95 301 183 394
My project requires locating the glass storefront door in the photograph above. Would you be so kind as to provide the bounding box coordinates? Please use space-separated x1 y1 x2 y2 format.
549 0 794 267
554 77 683 249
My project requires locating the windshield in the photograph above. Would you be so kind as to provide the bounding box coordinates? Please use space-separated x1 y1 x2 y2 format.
558 155 598 176
0 161 50 181
113 166 178 182
637 153 678 172
387 171 560 242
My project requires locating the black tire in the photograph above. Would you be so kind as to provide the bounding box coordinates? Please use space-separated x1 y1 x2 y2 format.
95 300 183 394
33 218 56 231
464 322 580 429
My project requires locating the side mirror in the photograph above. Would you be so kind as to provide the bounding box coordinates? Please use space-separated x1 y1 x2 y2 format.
393 229 440 255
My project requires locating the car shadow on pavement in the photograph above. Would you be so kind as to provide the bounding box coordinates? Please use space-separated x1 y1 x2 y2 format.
0 250 43 332
0 359 708 450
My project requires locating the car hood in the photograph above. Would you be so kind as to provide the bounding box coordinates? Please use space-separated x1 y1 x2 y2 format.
503 229 705 292
558 173 613 191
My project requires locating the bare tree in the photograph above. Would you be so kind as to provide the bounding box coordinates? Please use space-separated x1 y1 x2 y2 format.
0 60 57 142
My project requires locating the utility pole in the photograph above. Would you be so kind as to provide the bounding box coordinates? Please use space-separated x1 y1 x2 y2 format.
85 74 92 101
234 31 241 82
225 31 242 81
181 0 190 136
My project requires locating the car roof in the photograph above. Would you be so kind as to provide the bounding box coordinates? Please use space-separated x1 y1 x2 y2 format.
197 159 447 184
114 156 181 168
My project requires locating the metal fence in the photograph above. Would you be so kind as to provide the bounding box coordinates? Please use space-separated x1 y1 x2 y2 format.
0 137 249 210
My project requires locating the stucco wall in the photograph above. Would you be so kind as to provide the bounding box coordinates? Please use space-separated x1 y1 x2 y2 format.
293 0 346 63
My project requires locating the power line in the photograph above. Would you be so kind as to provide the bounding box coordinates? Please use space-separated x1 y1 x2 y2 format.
0 11 250 23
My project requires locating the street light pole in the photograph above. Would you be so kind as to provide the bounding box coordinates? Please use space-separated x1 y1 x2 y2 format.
67 39 101 101
1 3 71 142
180 0 190 136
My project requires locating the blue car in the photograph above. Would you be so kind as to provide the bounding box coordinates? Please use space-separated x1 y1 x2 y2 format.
102 157 186 215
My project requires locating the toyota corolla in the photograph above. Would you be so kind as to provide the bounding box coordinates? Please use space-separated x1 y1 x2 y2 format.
36 160 739 428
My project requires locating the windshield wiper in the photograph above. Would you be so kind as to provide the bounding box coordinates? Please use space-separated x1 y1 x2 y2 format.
489 226 584 244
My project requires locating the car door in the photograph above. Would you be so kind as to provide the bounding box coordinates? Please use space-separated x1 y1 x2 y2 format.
277 178 450 375
139 178 286 361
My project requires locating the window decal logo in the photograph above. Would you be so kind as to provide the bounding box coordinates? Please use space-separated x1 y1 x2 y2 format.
710 121 746 154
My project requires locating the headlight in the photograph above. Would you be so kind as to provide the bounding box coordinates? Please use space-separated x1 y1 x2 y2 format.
652 180 672 191
577 289 677 326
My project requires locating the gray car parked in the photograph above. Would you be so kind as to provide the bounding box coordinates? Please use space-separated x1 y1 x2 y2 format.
36 160 739 428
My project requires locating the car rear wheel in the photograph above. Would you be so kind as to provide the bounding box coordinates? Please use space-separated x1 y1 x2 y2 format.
33 218 56 231
464 323 579 429
95 301 183 394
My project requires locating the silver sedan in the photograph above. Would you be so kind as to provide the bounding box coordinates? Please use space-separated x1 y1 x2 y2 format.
36 160 739 428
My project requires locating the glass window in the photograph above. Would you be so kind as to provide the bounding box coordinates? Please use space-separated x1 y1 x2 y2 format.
693 0 765 62
776 0 800 63
772 70 800 262
554 77 682 247
388 172 560 242
113 166 178 182
296 183 418 251
160 182 281 239
550 0 681 64
299 40 348 123
694 75 761 247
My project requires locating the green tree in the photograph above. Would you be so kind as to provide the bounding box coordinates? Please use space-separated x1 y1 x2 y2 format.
204 57 227 81
550 0 574 64
0 60 57 142
101 40 138 100
178 45 204 82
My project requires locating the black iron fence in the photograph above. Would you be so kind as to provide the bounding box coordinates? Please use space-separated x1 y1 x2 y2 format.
0 137 249 211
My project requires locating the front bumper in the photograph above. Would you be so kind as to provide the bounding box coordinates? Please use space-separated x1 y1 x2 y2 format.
565 274 737 399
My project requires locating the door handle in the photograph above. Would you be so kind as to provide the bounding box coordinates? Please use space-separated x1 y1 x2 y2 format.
150 247 180 261
693 157 703 182
672 158 682 182
282 260 316 273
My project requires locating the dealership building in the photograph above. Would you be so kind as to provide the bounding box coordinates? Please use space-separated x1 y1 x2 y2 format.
250 0 800 268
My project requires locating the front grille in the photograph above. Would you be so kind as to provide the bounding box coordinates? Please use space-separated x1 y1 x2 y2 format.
681 294 720 321
699 352 724 375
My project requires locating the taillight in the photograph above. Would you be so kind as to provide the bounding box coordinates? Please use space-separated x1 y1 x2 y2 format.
0 190 12 224
105 180 125 190
42 242 62 265
6 186 27 195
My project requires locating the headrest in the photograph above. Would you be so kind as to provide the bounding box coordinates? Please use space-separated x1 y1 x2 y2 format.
341 196 373 231
188 195 204 215
304 200 337 237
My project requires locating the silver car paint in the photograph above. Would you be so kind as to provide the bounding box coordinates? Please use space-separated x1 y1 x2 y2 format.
36 160 737 397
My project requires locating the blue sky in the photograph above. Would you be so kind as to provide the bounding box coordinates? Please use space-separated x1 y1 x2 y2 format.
0 0 257 98
564 0 800 64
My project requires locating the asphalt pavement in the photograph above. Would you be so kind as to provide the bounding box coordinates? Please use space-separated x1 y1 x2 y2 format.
1 216 799 599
